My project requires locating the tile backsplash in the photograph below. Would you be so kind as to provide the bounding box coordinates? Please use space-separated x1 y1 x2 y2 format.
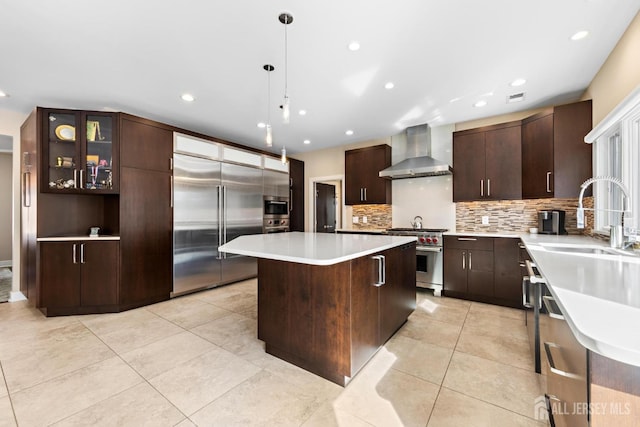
455 197 594 234
352 205 392 229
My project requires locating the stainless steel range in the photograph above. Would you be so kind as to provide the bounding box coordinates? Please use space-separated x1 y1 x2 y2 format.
386 228 447 296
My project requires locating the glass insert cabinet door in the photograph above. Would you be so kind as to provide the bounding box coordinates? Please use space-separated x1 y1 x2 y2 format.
45 110 118 193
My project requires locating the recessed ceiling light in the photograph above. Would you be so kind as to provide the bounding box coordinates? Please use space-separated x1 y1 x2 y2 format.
571 30 589 41
474 100 487 108
384 82 395 90
303 139 311 145
510 78 527 87
449 97 461 103
181 93 195 102
348 41 360 51
0 90 7 97
298 110 307 116
345 130 354 136
257 122 266 128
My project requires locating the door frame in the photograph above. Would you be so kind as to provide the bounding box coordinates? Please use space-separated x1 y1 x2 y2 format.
308 175 344 233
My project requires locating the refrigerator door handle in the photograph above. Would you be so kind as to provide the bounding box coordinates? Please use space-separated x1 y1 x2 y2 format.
217 185 223 249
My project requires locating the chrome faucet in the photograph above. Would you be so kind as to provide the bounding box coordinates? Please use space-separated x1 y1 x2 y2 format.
577 176 631 248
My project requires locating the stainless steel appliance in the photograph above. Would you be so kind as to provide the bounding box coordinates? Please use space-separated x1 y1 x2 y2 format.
538 209 567 235
263 196 289 233
386 228 446 296
521 246 548 374
173 153 263 296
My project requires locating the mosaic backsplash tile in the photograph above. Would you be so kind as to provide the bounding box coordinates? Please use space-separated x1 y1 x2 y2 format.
455 197 594 235
352 205 392 230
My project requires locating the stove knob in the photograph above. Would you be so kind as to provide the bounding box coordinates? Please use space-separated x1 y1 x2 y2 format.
418 237 426 243
268 220 273 225
425 237 432 244
432 237 439 244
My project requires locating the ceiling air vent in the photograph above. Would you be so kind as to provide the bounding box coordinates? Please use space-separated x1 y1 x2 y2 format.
507 92 525 103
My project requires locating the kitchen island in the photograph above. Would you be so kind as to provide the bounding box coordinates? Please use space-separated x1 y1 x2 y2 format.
219 232 416 385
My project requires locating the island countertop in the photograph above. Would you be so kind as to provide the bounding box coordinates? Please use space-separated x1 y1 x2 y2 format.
219 232 416 266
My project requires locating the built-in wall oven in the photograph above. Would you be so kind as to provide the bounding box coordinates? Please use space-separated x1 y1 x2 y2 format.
263 196 289 233
386 228 446 296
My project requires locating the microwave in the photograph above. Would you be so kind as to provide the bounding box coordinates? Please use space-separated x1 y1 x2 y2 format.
264 196 289 217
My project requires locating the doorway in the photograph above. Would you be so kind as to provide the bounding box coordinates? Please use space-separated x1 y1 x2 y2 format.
0 134 13 302
315 183 336 233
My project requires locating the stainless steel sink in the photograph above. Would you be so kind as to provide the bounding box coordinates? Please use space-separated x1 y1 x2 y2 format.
539 243 637 257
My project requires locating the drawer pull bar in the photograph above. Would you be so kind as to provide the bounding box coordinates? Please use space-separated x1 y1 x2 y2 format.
542 295 564 320
457 237 477 241
543 342 583 380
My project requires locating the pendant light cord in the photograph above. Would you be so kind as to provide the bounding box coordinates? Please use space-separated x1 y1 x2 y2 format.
284 15 288 97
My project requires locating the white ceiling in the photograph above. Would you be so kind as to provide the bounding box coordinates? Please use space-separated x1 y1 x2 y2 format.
1 1 638 156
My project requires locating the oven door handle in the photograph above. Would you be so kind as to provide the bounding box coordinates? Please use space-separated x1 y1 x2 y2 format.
416 246 442 253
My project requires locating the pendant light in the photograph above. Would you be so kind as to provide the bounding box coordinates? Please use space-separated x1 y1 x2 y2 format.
263 64 274 147
279 12 293 124
281 146 287 164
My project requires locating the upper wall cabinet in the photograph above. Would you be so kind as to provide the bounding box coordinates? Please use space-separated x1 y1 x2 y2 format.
345 144 392 205
522 100 592 199
43 109 119 193
453 122 522 202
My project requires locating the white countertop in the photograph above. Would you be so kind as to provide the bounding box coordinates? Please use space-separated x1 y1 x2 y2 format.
335 228 387 234
37 236 120 241
219 232 416 266
520 233 640 367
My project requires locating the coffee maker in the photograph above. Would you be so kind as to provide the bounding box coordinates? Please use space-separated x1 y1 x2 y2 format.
538 210 567 235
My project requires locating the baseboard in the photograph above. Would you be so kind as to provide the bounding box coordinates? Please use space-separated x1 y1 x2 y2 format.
9 291 26 302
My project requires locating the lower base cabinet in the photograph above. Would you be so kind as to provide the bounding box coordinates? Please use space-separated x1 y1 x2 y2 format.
38 240 119 316
443 235 521 308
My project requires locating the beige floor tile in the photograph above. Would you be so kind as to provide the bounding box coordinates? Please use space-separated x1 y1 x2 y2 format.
0 395 16 427
190 280 256 305
149 346 261 416
469 301 525 321
0 365 7 398
191 370 324 426
145 296 233 330
428 387 546 427
413 296 469 325
456 328 534 370
442 352 546 419
463 311 529 342
11 357 143 427
81 308 184 354
2 322 116 393
0 314 81 357
385 334 453 385
332 347 440 427
120 331 217 380
51 382 185 426
417 292 472 310
174 419 197 427
190 312 263 358
302 403 374 427
208 291 257 314
397 314 462 349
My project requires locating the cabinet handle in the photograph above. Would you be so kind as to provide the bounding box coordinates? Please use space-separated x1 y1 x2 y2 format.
80 243 85 264
525 260 546 284
457 237 477 241
542 295 564 320
468 252 472 270
364 188 367 201
290 189 293 212
518 242 526 249
480 179 484 197
169 157 173 171
170 176 174 208
72 244 78 264
545 394 560 426
543 342 583 380
79 169 84 189
372 255 386 287
22 172 31 207
546 172 552 193
462 251 466 270
522 277 533 308
487 179 491 197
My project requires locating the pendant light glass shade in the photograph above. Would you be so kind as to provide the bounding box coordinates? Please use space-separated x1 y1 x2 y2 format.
266 124 273 147
263 64 275 147
282 96 290 124
281 146 287 164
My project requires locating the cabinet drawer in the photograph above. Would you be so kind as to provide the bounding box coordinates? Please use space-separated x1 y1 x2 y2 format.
444 235 493 250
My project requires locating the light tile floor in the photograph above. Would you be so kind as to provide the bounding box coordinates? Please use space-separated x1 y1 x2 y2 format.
0 279 548 426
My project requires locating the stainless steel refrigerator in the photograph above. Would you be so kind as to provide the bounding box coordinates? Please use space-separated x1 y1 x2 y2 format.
172 153 262 296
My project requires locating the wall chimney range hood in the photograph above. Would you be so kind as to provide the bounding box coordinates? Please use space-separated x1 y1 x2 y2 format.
379 124 452 179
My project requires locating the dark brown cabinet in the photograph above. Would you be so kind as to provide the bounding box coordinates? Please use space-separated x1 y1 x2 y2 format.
522 100 592 199
42 109 118 194
289 158 305 232
345 144 392 205
119 118 173 309
453 122 522 202
38 240 119 316
444 236 522 308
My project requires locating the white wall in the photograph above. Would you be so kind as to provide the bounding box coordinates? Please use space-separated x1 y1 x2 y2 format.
0 152 12 261
391 124 456 230
0 108 29 293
